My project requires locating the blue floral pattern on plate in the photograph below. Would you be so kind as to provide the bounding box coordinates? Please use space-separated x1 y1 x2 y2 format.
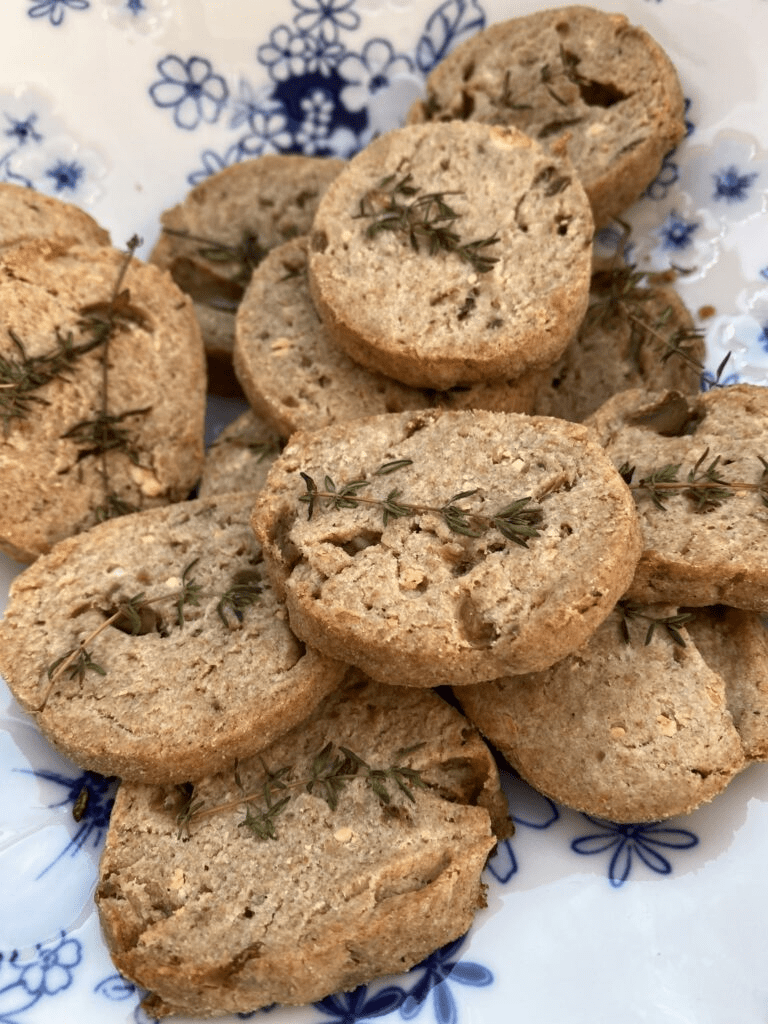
3 1 768 1021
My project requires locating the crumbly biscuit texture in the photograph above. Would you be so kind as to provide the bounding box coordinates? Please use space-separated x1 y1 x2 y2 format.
586 385 768 609
308 121 593 389
532 273 703 422
96 675 506 1017
197 410 283 498
408 5 686 228
0 239 206 562
251 408 641 687
0 182 110 250
149 155 344 365
234 237 542 438
0 493 347 782
456 605 746 822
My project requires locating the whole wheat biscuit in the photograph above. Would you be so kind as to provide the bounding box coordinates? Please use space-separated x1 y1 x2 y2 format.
408 6 686 228
455 604 747 822
251 408 641 687
0 182 110 250
197 409 282 499
307 121 593 389
0 239 206 563
586 385 768 609
95 674 507 1017
531 270 703 422
684 606 768 762
234 236 541 438
0 493 347 783
149 155 344 389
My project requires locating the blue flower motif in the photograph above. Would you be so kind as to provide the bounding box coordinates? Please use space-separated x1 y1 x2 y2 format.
338 39 414 113
658 211 699 250
188 142 246 186
416 0 486 75
486 838 518 884
27 0 89 25
4 113 42 146
17 767 116 877
45 157 85 192
240 107 294 155
400 935 492 1024
313 983 406 1022
571 817 699 887
258 26 317 83
126 0 145 11
644 151 679 200
0 933 83 1022
712 164 759 203
149 55 229 130
760 266 768 281
292 0 360 44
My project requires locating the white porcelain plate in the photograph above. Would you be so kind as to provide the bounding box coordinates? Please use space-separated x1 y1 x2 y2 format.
1 1 768 1022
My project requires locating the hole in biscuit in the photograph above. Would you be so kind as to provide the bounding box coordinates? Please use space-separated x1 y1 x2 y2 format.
331 530 382 556
281 395 299 408
311 230 328 253
461 61 475 82
456 593 498 648
459 90 475 119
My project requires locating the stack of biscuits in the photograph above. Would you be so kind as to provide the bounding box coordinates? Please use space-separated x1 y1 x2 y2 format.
1 5 766 1018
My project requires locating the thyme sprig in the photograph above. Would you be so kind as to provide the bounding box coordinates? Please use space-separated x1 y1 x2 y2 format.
162 227 268 287
618 602 694 648
356 173 500 274
41 561 262 708
298 462 544 547
178 741 427 840
620 450 768 513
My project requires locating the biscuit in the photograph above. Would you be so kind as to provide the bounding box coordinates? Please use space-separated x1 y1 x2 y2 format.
0 493 347 783
197 409 282 499
95 674 507 1017
307 121 593 389
408 5 687 228
251 408 641 687
586 384 768 609
0 239 206 562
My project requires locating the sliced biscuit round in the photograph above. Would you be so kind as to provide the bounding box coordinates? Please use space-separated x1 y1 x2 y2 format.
251 408 641 687
532 270 703 422
149 154 344 388
0 182 110 250
408 5 686 228
455 604 747 822
586 384 768 609
0 493 347 783
307 121 593 389
234 236 541 438
95 674 506 1017
0 239 206 562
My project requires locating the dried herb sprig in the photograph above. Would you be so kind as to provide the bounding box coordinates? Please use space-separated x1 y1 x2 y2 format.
162 226 269 287
298 463 544 548
620 450 767 513
179 741 427 840
356 173 500 274
41 561 262 708
618 602 694 648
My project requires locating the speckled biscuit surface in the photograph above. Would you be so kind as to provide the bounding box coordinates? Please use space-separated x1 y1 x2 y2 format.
586 385 768 609
234 236 542 438
0 239 206 562
307 121 593 389
0 493 347 783
197 409 283 499
95 674 506 1017
251 408 641 687
408 5 686 228
532 272 703 422
0 182 110 249
149 154 344 363
455 605 746 822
